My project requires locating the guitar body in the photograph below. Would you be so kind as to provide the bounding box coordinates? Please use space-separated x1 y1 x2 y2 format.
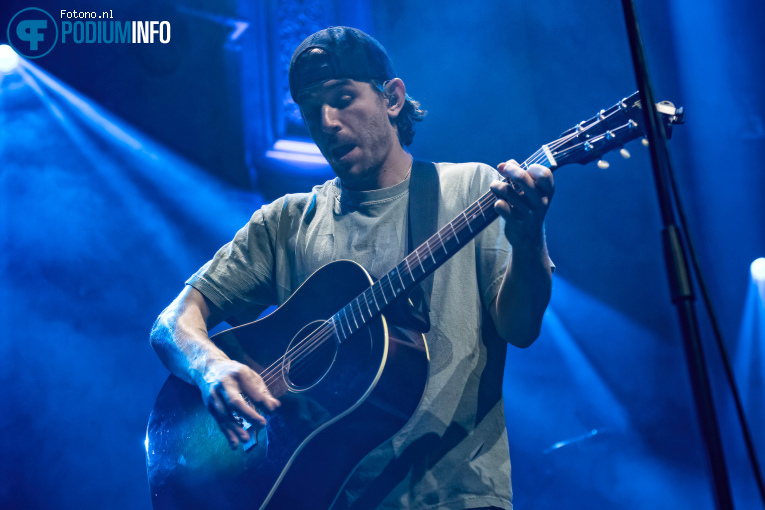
147 260 429 510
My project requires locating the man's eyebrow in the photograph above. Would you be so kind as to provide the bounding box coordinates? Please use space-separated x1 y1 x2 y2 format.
296 79 353 104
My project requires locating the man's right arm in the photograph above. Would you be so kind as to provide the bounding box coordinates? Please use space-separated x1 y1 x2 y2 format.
150 286 279 449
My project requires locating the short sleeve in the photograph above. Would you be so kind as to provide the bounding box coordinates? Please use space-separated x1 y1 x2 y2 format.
186 203 281 322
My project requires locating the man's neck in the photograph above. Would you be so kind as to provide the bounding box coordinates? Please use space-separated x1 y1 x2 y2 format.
341 146 413 191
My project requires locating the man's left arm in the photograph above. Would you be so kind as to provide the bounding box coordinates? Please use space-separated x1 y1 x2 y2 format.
489 160 555 348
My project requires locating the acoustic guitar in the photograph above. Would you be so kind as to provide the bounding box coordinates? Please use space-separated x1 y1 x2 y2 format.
146 92 684 509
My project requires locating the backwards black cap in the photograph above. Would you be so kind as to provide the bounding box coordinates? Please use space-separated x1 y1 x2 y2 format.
289 26 396 103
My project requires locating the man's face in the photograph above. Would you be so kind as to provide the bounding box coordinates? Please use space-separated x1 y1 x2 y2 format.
298 79 397 186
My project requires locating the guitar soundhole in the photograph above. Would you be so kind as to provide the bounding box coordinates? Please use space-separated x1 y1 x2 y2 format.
283 320 338 391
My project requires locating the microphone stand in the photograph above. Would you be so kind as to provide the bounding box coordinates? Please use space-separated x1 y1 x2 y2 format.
619 1 734 508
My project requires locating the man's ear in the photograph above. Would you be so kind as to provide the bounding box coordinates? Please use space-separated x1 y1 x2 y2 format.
383 78 406 120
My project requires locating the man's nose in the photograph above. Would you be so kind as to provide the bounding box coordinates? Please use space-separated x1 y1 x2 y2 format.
321 105 341 133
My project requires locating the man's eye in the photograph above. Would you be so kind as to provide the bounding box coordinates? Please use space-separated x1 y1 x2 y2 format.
336 95 353 107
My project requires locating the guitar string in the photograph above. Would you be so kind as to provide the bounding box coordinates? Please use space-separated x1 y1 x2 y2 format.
256 156 531 387
256 141 571 388
257 141 574 388
256 150 553 388
256 110 628 388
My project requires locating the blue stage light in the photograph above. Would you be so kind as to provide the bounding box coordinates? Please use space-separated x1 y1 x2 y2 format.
265 138 330 170
751 257 765 282
0 44 20 73
273 139 322 155
265 149 328 165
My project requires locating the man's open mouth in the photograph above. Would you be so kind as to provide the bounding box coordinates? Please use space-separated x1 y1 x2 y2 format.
332 144 355 160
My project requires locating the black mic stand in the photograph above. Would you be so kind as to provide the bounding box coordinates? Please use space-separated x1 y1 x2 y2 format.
619 1 734 508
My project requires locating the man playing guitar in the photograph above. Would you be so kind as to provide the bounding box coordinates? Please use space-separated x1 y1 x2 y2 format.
150 26 554 510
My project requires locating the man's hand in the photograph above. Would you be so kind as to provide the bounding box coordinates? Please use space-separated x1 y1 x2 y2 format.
151 286 281 449
490 160 554 250
488 160 554 347
198 359 280 449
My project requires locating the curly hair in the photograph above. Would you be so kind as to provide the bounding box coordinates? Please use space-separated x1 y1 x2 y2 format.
372 80 427 147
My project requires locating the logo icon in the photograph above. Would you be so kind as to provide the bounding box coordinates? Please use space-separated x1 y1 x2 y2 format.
7 8 58 58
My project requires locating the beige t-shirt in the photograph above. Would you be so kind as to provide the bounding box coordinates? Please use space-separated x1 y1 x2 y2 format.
189 162 522 510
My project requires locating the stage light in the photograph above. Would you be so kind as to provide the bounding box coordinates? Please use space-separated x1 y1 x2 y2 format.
145 432 149 454
273 139 322 155
265 149 328 165
751 257 765 282
0 45 20 73
265 138 331 172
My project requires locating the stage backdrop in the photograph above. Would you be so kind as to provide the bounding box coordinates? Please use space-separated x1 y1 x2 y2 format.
1 0 763 508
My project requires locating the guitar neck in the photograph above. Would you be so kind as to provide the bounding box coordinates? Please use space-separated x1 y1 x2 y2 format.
327 91 684 343
329 147 557 343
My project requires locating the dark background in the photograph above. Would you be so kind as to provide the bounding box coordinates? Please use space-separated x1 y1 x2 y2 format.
1 0 763 508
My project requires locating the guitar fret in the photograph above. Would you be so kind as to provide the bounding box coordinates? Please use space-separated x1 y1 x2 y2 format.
343 309 353 334
462 212 474 233
394 266 406 292
426 241 436 264
404 258 416 282
479 202 488 221
449 222 460 245
416 247 430 271
357 300 364 322
370 287 380 311
443 225 461 252
416 247 426 273
361 295 372 318
349 304 359 329
377 281 389 305
333 316 346 342
386 274 397 297
436 231 448 255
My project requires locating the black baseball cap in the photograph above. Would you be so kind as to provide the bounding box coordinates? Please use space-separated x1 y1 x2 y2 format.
289 26 396 103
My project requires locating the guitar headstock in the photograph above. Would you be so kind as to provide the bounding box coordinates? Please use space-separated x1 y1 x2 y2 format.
548 92 685 169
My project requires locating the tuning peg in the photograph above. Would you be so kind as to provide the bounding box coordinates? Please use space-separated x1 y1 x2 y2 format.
641 137 649 147
597 159 610 169
620 148 631 159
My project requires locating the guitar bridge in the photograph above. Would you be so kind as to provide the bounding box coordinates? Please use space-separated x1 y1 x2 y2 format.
232 408 259 452
240 417 258 452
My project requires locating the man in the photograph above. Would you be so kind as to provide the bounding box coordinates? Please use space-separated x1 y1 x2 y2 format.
151 26 554 510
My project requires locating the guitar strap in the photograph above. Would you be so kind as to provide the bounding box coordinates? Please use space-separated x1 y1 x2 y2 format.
273 161 439 332
406 160 440 329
